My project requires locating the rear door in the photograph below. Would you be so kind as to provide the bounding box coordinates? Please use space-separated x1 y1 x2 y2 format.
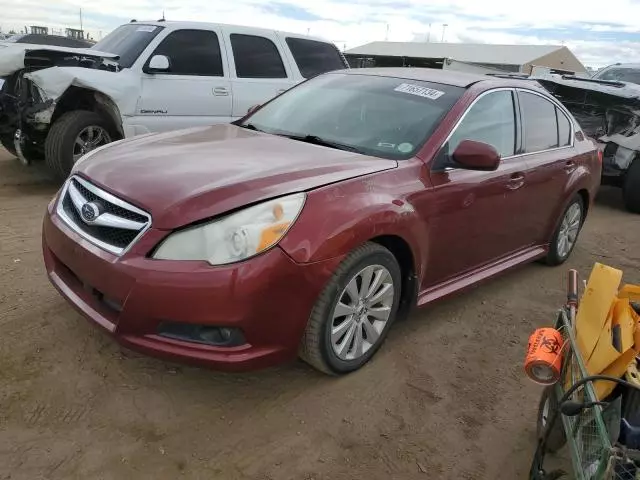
135 28 233 133
422 89 532 287
515 89 574 243
223 28 297 118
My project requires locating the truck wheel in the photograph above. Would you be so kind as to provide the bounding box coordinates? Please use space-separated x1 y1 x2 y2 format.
623 159 640 214
44 111 114 181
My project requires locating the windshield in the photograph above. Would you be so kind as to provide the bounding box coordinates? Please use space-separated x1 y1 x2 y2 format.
593 67 640 85
242 73 464 159
92 24 164 68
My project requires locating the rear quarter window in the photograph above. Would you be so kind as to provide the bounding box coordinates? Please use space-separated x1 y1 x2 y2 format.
519 91 560 153
285 37 347 79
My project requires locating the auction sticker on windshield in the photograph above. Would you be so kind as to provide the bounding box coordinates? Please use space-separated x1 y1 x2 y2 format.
394 83 445 100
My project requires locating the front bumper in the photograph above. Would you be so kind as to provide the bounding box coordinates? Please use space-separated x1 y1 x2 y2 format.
42 207 342 371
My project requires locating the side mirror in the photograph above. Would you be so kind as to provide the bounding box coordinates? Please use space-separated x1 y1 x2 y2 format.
148 54 170 72
451 140 500 171
247 104 261 115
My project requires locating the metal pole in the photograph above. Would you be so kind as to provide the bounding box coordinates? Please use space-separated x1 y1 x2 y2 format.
427 23 431 42
385 23 389 41
441 24 447 42
80 8 83 36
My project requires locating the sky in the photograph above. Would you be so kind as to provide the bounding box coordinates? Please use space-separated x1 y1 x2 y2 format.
3 0 640 68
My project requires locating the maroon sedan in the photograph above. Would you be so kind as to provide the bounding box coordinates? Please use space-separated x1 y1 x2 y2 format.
42 68 600 375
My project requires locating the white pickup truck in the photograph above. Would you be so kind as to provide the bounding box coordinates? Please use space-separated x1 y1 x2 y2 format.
0 20 348 180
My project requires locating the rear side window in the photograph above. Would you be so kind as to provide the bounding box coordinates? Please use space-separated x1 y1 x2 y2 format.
230 34 287 79
285 37 347 78
519 91 559 152
151 29 223 76
556 108 572 147
447 90 516 158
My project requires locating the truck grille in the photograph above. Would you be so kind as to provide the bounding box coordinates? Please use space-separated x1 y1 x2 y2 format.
56 176 151 255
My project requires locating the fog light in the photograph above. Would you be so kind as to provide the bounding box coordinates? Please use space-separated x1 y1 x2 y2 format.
157 322 245 347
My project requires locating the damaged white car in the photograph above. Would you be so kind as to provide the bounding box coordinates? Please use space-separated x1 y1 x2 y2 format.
0 20 348 180
535 74 640 213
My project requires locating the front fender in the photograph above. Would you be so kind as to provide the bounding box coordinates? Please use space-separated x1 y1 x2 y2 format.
279 173 428 279
26 67 140 117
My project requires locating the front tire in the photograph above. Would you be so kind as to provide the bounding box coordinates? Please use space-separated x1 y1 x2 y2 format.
544 196 584 266
44 110 114 182
299 242 402 375
623 159 640 214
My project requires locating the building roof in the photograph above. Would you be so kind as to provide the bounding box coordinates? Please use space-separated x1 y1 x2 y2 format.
345 42 564 66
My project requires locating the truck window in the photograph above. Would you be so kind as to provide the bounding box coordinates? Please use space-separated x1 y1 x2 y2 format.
151 29 223 76
285 37 347 78
230 34 287 79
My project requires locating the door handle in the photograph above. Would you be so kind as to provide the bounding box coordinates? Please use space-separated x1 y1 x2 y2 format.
213 87 229 96
564 160 577 172
276 88 287 94
506 172 525 190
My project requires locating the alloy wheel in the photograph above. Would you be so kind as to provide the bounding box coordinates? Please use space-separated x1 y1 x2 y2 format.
330 264 395 361
556 202 582 259
73 126 111 163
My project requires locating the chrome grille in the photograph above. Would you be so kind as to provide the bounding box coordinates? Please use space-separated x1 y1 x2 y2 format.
56 176 151 255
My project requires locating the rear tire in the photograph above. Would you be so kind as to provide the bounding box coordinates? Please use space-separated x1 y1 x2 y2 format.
537 386 567 453
44 110 114 182
544 196 584 266
623 159 640 214
299 242 402 375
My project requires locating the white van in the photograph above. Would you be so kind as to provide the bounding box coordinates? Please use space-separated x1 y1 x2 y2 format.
0 20 348 179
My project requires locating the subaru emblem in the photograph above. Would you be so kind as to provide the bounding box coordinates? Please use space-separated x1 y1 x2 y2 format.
80 202 100 223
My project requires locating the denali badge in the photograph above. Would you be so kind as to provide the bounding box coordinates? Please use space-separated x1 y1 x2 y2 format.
80 202 101 223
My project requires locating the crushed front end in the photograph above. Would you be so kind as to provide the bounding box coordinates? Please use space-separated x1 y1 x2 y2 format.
537 76 640 187
0 45 118 165
0 70 52 164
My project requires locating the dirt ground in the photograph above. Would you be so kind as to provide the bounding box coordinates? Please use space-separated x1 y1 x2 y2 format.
0 148 639 480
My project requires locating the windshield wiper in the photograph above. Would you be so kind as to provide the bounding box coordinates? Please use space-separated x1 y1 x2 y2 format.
283 134 363 153
239 123 263 132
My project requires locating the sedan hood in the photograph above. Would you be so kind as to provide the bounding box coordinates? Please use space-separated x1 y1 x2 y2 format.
75 124 397 229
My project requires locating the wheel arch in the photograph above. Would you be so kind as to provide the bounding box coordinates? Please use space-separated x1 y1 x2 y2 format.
544 173 592 244
51 87 124 138
369 234 418 321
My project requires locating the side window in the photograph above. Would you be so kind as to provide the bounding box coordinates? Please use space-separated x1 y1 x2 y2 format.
151 29 223 76
447 90 516 158
519 91 559 152
230 34 287 79
556 108 572 147
285 37 347 78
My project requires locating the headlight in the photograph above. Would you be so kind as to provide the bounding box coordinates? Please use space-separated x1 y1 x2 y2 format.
153 193 306 265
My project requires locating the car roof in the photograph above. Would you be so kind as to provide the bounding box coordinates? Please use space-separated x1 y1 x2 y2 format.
334 67 548 92
338 67 486 87
128 21 330 44
600 63 640 69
